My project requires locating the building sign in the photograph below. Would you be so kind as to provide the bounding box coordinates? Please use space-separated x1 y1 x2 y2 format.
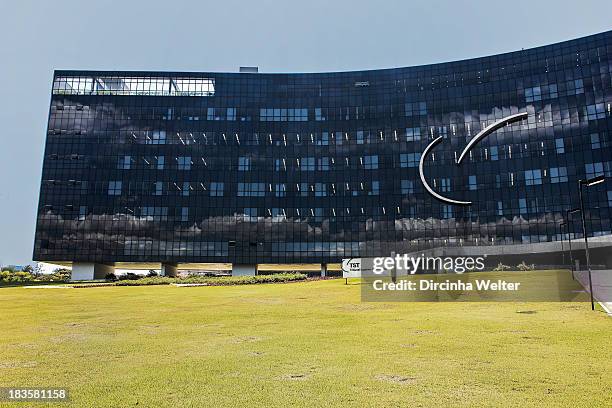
342 258 362 278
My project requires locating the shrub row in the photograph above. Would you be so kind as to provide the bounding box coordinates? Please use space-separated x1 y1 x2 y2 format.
1 271 34 283
115 277 173 286
114 273 307 287
1 270 70 284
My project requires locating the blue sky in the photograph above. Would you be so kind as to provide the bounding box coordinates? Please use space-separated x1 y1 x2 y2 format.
1 0 611 265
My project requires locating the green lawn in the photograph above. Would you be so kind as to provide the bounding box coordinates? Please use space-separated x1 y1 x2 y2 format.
0 278 610 407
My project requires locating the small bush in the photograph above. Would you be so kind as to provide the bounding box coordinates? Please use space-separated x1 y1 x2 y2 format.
118 272 141 281
146 270 158 277
105 273 117 282
516 261 535 271
493 262 511 272
52 269 71 282
37 271 70 282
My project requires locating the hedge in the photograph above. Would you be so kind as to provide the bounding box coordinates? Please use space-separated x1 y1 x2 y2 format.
114 273 307 287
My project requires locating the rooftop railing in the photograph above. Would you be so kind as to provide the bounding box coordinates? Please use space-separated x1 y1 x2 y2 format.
52 75 215 96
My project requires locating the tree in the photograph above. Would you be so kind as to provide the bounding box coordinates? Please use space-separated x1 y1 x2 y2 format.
34 263 44 277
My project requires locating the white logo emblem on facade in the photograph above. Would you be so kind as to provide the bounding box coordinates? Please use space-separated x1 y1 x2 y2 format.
419 111 528 205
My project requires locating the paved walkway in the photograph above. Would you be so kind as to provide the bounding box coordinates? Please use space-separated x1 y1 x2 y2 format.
574 269 612 315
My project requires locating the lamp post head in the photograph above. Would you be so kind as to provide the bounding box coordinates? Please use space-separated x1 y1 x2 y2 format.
582 175 605 187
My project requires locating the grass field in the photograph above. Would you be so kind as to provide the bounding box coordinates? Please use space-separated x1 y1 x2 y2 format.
0 277 610 407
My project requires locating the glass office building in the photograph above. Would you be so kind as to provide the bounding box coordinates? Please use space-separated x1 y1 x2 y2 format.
34 30 612 277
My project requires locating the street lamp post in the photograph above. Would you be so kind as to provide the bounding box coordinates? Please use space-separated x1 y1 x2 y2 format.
577 175 605 311
559 222 566 267
566 208 581 280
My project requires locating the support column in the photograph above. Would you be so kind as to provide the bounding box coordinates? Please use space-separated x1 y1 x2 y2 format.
606 252 612 269
71 263 114 281
161 263 178 277
232 264 257 276
320 263 327 278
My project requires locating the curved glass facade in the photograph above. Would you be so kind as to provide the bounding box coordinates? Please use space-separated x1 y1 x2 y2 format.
34 30 612 265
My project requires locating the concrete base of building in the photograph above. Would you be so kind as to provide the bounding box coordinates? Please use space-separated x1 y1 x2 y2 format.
161 263 178 277
320 263 327 277
71 263 115 281
232 264 257 276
